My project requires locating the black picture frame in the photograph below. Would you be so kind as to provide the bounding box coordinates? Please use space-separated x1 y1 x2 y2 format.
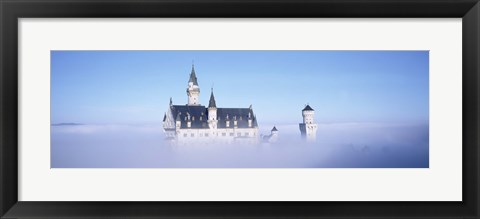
1 0 479 218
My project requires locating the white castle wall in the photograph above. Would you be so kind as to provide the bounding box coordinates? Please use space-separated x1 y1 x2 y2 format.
174 127 259 146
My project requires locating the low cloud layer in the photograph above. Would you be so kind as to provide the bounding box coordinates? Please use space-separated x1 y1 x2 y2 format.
51 122 428 168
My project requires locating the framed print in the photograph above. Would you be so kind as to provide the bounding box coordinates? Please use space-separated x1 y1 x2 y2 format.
49 50 430 169
1 0 479 218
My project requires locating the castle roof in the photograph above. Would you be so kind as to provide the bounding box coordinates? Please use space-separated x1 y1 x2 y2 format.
208 90 216 108
170 105 258 129
188 64 198 85
271 126 278 131
216 108 257 128
302 105 314 111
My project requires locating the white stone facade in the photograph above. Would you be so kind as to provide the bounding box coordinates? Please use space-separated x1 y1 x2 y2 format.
174 128 259 146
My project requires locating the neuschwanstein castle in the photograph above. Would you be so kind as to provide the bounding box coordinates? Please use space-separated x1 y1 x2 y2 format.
162 64 318 146
163 65 265 146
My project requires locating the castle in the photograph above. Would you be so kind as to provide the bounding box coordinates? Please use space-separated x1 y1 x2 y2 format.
299 105 318 142
163 64 318 145
163 65 260 146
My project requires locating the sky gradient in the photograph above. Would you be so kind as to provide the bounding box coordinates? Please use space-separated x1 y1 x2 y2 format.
51 50 429 125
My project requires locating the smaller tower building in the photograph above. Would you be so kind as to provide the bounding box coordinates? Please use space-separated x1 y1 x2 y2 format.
269 126 278 143
261 126 279 144
299 105 318 142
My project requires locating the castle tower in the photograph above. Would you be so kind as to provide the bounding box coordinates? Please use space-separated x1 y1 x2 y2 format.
270 126 278 143
208 89 218 129
186 64 200 105
299 105 318 142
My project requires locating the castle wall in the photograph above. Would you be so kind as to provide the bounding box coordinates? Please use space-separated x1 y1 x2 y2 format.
174 127 259 146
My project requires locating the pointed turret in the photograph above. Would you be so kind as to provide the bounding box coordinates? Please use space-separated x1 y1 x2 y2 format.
186 64 200 105
188 64 198 86
208 89 217 108
269 126 279 143
207 88 218 129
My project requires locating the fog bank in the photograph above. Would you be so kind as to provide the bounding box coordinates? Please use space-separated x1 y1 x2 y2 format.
51 122 428 168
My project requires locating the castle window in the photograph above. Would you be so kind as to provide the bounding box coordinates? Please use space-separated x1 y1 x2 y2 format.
245 132 249 136
229 133 234 136
191 133 194 137
222 133 226 136
237 133 241 137
183 133 187 137
205 133 209 137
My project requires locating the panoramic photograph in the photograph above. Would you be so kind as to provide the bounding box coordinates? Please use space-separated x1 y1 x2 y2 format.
51 50 429 168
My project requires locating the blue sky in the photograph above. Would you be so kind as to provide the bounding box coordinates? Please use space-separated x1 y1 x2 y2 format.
51 51 429 125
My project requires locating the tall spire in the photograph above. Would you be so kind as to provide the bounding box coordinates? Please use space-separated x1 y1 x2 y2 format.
208 88 216 108
188 63 198 85
186 62 200 105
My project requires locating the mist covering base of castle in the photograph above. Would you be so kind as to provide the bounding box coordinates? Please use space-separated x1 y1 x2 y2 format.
50 50 429 168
